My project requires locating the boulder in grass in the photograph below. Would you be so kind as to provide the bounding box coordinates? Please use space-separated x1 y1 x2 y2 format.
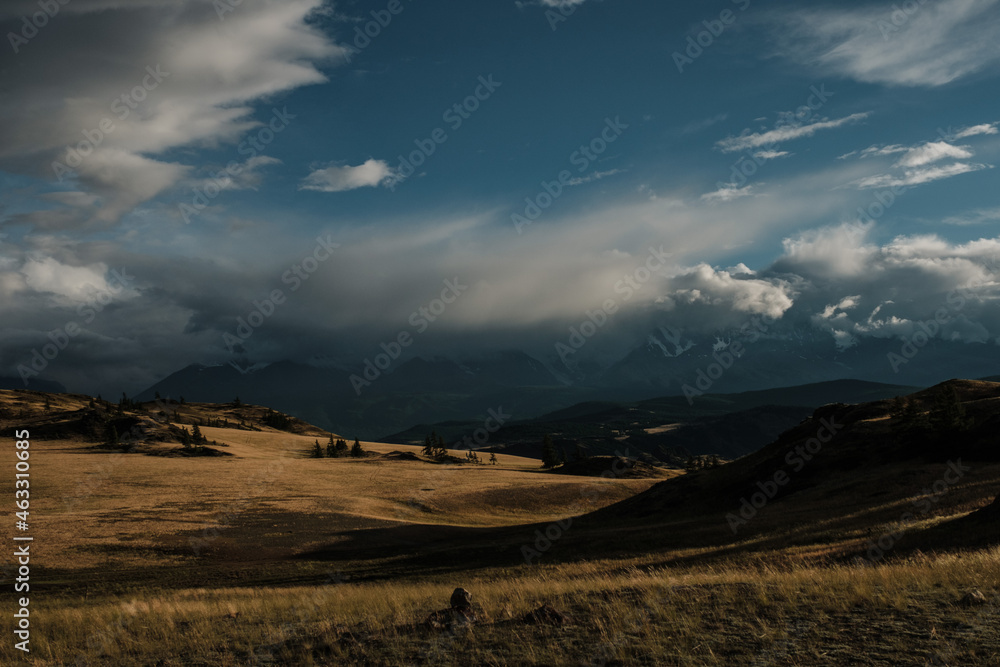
423 587 478 631
522 603 571 626
958 589 988 607
450 587 473 611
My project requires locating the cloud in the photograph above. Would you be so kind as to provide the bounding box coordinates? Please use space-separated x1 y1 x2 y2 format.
838 144 909 160
767 0 1000 86
943 207 1000 226
566 169 623 187
950 122 999 139
754 150 791 161
0 0 344 228
715 113 870 153
300 159 397 193
855 162 991 189
701 184 756 202
681 113 729 135
665 264 796 320
894 141 975 168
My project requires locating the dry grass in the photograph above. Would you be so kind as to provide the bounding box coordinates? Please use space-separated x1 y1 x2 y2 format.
2 390 999 665
9 549 1000 665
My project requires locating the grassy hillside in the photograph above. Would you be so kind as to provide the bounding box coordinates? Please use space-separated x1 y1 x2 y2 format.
1 383 998 665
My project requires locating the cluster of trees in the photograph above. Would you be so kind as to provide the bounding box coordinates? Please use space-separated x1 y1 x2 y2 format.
890 386 972 434
262 409 293 431
312 435 364 458
685 454 722 471
422 431 499 465
422 432 449 460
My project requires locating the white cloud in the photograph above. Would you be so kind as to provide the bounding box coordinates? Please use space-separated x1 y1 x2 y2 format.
768 0 1000 87
754 150 791 161
894 141 974 168
300 159 397 193
701 184 756 202
943 207 1000 226
856 162 991 189
566 169 623 187
0 0 344 228
951 122 999 139
716 113 870 153
667 264 796 320
839 144 909 160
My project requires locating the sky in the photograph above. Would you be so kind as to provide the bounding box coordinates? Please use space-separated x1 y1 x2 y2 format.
1 0 999 395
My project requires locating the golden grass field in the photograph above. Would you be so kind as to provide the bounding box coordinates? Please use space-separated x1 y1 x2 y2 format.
2 389 999 665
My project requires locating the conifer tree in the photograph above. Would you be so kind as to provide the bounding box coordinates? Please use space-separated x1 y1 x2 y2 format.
541 434 559 469
351 438 364 458
312 440 324 458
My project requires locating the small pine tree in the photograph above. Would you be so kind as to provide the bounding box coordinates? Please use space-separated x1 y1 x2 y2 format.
541 434 559 469
489 451 498 465
192 424 205 446
181 427 192 450
312 440 324 458
351 438 364 458
422 434 435 458
326 440 338 458
930 386 970 432
336 438 349 455
105 423 120 448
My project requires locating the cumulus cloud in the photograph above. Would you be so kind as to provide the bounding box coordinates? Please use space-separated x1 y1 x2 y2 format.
716 113 870 153
299 159 397 193
767 0 1000 86
664 264 796 321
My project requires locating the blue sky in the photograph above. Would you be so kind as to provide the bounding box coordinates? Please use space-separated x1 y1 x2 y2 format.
1 0 999 393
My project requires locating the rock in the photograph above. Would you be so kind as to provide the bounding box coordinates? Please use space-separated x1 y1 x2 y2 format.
450 587 473 610
522 603 571 626
958 589 988 607
423 588 478 631
423 606 477 631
